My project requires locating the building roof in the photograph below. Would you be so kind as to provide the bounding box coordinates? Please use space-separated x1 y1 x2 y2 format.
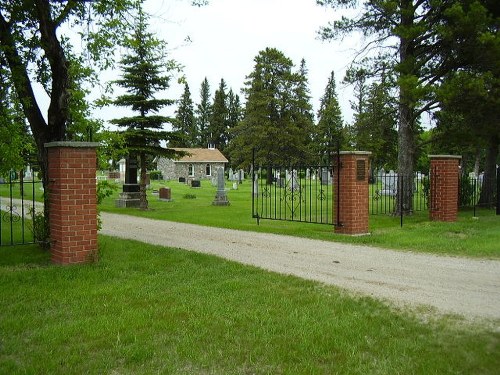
172 148 228 163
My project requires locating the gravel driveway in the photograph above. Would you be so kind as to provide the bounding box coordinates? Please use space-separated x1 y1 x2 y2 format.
100 212 500 322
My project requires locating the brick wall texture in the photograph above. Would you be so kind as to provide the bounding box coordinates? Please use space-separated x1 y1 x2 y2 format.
47 144 98 264
334 153 371 235
429 156 461 222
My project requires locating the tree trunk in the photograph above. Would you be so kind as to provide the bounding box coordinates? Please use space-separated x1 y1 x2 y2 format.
395 0 416 215
478 136 499 207
139 151 148 210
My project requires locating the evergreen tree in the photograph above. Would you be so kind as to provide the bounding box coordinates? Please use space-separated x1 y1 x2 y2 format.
315 71 344 162
208 78 229 151
293 59 315 163
230 48 313 169
346 67 398 170
109 10 180 210
227 89 243 145
317 0 487 213
195 77 212 147
174 82 196 147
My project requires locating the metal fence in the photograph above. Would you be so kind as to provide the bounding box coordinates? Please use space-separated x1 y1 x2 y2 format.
369 172 428 215
252 165 337 225
0 176 43 246
459 169 499 215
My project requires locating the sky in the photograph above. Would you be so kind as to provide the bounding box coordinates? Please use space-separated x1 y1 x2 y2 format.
136 0 363 124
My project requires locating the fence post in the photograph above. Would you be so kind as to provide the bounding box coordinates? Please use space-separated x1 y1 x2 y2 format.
429 155 461 222
334 151 371 235
45 142 100 264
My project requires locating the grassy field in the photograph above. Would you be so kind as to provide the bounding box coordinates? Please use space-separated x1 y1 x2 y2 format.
0 237 498 374
99 179 500 259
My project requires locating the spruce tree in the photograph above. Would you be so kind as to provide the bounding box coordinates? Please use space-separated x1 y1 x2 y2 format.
316 71 344 162
195 78 212 147
110 10 180 210
208 78 229 151
230 48 313 169
174 82 196 147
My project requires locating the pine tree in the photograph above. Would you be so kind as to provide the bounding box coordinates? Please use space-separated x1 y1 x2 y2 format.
230 48 314 169
227 89 243 146
110 10 180 210
316 71 344 162
208 78 229 151
174 82 196 147
195 77 212 147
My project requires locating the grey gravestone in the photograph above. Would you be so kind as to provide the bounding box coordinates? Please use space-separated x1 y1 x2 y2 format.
253 170 259 196
228 168 234 181
288 169 299 191
321 168 332 185
238 169 244 183
380 171 397 196
212 167 229 206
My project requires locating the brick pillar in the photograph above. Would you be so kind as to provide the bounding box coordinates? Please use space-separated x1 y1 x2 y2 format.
334 151 372 235
429 155 461 222
45 142 100 264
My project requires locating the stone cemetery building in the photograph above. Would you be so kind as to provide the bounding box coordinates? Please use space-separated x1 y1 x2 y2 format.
156 147 228 182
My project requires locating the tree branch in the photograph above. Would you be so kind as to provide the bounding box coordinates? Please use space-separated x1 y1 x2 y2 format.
35 0 70 140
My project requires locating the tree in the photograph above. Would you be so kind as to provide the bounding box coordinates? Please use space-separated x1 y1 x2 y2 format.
174 82 197 147
346 67 398 170
226 88 243 146
434 0 499 206
0 1 138 194
229 48 314 170
315 71 344 162
317 0 474 213
208 78 229 151
109 9 181 210
195 77 212 147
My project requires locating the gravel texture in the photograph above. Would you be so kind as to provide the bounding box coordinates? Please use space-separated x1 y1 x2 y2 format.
100 212 500 322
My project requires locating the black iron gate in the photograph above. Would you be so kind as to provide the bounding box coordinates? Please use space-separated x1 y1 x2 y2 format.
0 174 42 246
251 155 340 226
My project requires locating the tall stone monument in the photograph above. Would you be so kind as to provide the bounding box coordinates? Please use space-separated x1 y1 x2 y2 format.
116 157 141 208
212 167 230 206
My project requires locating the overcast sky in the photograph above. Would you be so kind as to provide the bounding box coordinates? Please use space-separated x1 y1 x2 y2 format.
140 0 362 123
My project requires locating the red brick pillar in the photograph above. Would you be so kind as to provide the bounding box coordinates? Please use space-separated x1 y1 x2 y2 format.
334 152 371 235
45 142 99 264
429 155 461 222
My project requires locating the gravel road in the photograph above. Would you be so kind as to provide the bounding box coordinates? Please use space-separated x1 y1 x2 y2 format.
100 212 500 322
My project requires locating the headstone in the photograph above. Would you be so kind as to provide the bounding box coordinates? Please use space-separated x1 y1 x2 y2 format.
305 168 310 179
116 156 141 208
380 171 398 196
191 180 201 188
228 168 234 181
118 158 126 181
24 165 33 180
321 168 332 185
253 170 259 196
212 167 230 206
288 169 299 191
238 169 245 183
159 187 172 201
179 177 186 183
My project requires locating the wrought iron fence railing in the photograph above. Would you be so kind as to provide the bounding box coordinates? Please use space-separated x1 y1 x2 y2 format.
0 176 43 246
459 171 498 215
369 172 429 215
252 165 335 225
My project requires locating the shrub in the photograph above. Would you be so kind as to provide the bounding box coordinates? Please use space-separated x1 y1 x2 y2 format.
29 208 50 250
183 193 196 199
149 170 163 180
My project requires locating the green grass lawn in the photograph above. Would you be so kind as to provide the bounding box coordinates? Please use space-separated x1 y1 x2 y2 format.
0 237 498 374
99 179 500 259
